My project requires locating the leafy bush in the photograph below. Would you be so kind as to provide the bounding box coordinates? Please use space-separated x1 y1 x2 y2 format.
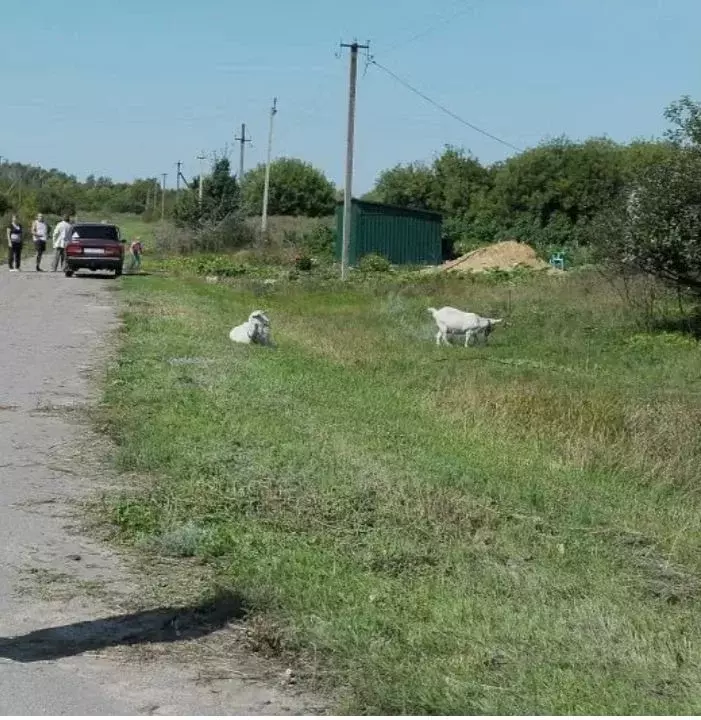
301 223 335 259
196 256 248 277
294 255 313 272
154 254 249 278
155 213 255 255
263 220 334 264
359 253 391 273
206 213 256 252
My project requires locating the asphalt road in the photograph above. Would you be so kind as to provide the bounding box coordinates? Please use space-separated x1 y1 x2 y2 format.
0 261 309 715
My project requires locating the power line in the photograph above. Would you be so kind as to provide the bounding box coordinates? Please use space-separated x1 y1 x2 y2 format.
383 2 474 56
367 56 523 154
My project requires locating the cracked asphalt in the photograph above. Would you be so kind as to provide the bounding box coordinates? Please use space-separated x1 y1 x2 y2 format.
0 262 311 715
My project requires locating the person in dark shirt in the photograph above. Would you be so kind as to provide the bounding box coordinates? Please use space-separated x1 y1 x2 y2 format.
6 214 23 272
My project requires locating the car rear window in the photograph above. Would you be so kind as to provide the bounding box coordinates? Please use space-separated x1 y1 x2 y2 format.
72 224 120 241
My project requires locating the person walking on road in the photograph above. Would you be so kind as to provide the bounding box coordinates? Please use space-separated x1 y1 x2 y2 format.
6 214 23 272
52 213 73 272
31 213 48 272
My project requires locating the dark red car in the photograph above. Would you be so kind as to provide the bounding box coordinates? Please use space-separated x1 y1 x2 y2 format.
65 222 125 277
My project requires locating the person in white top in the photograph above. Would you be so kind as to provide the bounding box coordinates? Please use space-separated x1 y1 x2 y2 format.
31 212 49 272
52 214 73 272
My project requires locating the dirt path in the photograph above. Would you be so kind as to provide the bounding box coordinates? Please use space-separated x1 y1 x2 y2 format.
0 264 314 715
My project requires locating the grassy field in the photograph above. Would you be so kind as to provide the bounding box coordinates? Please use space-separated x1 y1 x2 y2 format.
100 267 701 714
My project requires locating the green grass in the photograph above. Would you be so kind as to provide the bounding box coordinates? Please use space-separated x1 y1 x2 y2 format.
100 268 701 714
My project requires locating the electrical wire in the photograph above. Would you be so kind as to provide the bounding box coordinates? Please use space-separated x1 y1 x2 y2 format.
367 57 523 153
382 2 475 56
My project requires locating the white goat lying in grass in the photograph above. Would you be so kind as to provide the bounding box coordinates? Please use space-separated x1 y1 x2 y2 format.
428 306 503 347
229 310 272 345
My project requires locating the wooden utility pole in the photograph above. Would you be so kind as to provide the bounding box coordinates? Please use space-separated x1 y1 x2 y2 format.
235 123 252 181
340 41 368 280
176 163 189 191
197 152 206 206
161 173 167 221
261 98 277 236
176 161 182 193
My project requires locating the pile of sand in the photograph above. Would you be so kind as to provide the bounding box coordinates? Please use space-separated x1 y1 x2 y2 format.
427 240 552 274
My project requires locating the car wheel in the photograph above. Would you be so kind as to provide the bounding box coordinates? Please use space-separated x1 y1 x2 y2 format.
64 269 74 278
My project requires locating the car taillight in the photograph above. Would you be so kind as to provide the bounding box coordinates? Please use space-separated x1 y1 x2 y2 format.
66 242 81 255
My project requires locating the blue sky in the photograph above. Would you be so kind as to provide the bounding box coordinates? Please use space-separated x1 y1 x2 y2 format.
1 0 699 193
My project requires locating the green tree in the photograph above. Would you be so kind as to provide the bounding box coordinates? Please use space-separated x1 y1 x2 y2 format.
433 146 491 216
206 157 240 221
484 137 626 248
241 158 336 217
369 147 493 251
370 147 490 215
664 95 701 148
170 157 252 252
594 147 701 294
174 157 240 228
369 162 438 210
591 97 701 295
432 147 493 249
0 161 155 217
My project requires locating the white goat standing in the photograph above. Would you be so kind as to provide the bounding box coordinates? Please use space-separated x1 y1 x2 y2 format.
229 310 272 346
428 306 503 347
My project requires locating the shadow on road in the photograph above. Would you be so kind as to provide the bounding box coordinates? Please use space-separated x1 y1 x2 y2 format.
72 272 120 280
70 272 155 279
0 590 245 663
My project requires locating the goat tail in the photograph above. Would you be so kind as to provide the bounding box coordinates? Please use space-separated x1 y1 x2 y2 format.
427 307 437 316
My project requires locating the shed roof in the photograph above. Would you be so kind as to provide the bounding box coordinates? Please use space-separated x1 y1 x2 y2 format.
335 198 443 221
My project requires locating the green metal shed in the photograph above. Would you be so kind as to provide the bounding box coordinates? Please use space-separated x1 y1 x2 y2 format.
334 199 443 266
